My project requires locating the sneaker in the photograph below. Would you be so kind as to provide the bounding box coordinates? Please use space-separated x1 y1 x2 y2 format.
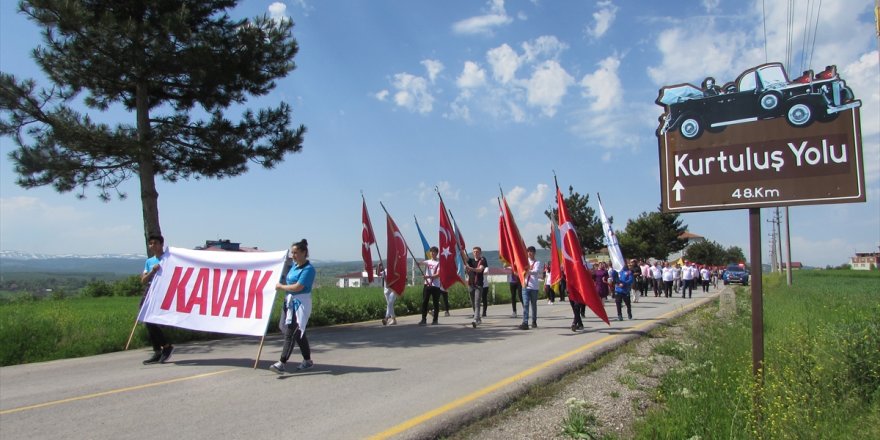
269 361 286 374
482 313 487 317
431 320 438 325
143 351 161 365
547 300 553 305
628 314 633 320
618 316 624 321
444 311 450 317
510 313 518 318
296 360 314 371
382 317 388 326
390 317 397 325
418 320 427 326
571 324 578 332
159 345 174 364
577 324 584 330
518 323 530 330
471 321 477 328
531 322 537 329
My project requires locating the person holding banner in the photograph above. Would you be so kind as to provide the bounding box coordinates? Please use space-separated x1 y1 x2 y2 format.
270 239 316 373
140 235 174 365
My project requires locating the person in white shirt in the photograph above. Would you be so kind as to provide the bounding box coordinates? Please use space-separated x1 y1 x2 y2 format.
672 263 682 293
700 266 711 292
651 262 663 297
662 262 674 298
681 262 695 298
418 247 442 326
519 246 544 330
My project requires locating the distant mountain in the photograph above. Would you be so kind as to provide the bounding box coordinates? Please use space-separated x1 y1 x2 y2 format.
1 251 146 275
0 248 552 277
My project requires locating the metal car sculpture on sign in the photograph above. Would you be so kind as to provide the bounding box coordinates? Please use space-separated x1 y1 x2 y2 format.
657 62 861 140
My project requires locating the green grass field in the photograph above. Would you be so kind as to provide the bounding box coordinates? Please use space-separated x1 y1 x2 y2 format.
632 270 879 440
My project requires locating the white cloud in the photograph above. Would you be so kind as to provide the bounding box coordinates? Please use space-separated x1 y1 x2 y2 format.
421 59 444 83
586 1 618 39
391 73 434 114
287 0 313 16
646 25 756 86
503 184 550 219
521 36 568 63
374 89 389 101
418 181 460 204
457 61 487 89
579 55 623 112
268 2 288 21
487 44 521 84
525 60 573 117
452 0 513 35
701 0 720 13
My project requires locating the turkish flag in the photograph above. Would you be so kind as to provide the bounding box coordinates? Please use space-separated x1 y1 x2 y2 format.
385 213 408 295
548 219 563 292
500 196 530 286
438 199 464 290
556 186 609 325
362 199 376 283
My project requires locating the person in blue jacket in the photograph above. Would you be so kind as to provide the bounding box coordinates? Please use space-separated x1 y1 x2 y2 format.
270 239 316 374
614 263 634 322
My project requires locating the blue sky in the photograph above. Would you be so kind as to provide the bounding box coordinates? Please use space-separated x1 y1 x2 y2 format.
0 0 877 267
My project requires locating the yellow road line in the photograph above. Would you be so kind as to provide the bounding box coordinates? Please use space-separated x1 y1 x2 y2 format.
0 368 236 415
367 296 712 439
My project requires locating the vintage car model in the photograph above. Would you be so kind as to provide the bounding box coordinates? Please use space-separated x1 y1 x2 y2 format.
657 63 861 140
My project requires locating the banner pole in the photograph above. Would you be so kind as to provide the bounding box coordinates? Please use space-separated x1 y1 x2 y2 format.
124 316 139 350
254 334 266 369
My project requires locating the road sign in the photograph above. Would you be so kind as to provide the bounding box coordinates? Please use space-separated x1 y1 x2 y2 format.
658 108 865 212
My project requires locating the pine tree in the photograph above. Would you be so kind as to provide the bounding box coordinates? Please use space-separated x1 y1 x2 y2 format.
0 0 306 250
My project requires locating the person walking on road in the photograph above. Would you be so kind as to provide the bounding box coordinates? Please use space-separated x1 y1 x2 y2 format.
419 247 442 326
505 264 521 318
378 263 398 326
271 239 316 374
614 263 634 321
465 246 488 328
519 247 543 330
140 234 174 365
593 262 610 302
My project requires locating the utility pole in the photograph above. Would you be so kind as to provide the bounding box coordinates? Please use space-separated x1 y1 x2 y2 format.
775 208 784 272
767 212 778 272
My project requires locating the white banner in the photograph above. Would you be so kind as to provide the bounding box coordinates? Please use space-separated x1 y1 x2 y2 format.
597 194 626 272
138 247 287 337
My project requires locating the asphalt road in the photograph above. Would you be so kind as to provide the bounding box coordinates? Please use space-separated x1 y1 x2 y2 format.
0 285 724 440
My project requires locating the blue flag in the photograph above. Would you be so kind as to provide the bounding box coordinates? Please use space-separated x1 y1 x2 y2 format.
414 216 431 259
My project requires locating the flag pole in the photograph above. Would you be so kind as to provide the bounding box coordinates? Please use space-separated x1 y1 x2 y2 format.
380 202 425 277
446 208 471 262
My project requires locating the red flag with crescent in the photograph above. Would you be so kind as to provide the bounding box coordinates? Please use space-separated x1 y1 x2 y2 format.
385 213 408 295
438 199 464 290
361 199 376 283
556 185 609 325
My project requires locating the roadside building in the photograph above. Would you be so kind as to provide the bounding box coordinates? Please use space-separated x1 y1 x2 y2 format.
850 252 879 270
